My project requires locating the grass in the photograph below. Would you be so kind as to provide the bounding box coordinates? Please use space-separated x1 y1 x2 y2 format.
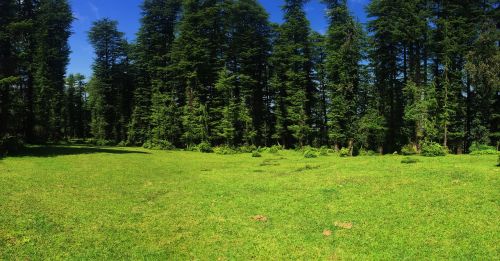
0 145 498 259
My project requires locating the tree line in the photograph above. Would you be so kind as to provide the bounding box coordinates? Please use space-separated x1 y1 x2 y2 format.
1 0 498 154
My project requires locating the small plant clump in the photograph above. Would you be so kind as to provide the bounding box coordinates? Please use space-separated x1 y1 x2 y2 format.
269 145 282 154
214 146 237 155
303 149 318 158
196 142 213 153
358 149 377 156
339 148 350 157
251 151 262 158
421 142 447 157
401 144 418 155
143 139 174 150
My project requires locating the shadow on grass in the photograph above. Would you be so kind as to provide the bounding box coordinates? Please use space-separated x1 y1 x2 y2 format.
9 145 150 158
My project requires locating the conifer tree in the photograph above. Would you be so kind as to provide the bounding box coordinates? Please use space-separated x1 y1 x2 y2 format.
270 0 315 148
130 0 182 146
323 0 363 151
88 19 130 143
33 0 73 141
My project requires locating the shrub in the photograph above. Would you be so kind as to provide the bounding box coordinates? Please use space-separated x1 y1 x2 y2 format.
252 151 262 158
143 139 174 150
319 147 329 156
214 146 237 155
239 145 257 153
469 142 498 155
470 149 498 155
401 157 419 164
339 148 350 157
421 141 447 157
401 144 418 155
269 145 282 154
358 149 377 156
197 142 213 153
303 149 318 158
469 142 496 152
0 135 24 156
498 155 500 167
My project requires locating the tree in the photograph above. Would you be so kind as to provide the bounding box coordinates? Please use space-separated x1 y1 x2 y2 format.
170 0 227 146
270 0 315 148
323 0 363 152
129 0 182 146
88 18 131 143
32 0 73 141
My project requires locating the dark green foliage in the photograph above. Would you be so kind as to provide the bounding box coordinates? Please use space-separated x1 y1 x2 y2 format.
421 142 447 157
401 157 419 164
0 135 24 156
468 142 498 155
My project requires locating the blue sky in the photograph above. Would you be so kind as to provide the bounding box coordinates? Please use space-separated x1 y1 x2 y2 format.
68 0 369 78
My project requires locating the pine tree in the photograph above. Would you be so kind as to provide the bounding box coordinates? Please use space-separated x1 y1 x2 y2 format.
323 0 363 152
270 0 315 148
88 18 130 143
129 0 182 146
32 0 73 141
0 0 18 138
171 0 226 146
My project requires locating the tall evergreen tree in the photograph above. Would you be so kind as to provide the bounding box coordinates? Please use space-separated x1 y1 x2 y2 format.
32 0 73 141
270 0 315 148
88 19 131 143
171 0 226 146
323 0 363 152
129 0 182 146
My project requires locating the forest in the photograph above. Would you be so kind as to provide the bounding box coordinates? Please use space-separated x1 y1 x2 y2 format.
1 0 499 155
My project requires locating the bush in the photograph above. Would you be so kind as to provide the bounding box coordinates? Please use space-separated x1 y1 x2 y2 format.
469 142 498 155
358 149 377 156
0 135 24 156
143 139 174 150
239 145 257 153
401 144 418 155
401 157 419 164
421 142 447 157
303 149 318 158
470 149 498 155
339 147 350 157
252 151 262 158
197 142 213 153
469 142 496 152
269 145 282 154
498 155 500 167
319 147 329 156
214 146 237 155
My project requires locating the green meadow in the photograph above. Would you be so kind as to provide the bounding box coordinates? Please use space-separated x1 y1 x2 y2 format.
0 146 498 260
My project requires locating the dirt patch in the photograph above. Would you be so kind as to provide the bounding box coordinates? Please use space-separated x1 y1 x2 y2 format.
334 221 353 229
252 215 268 222
323 229 332 236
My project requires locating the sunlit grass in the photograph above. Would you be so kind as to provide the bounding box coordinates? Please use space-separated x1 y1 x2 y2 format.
0 146 498 259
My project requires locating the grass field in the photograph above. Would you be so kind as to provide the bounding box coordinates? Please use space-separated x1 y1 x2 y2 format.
0 145 498 259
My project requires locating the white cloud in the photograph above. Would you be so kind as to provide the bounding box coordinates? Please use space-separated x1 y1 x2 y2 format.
89 2 100 18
